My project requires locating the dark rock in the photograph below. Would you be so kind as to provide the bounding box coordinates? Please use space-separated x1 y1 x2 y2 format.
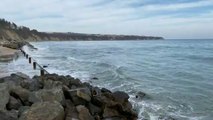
0 110 18 120
101 88 112 93
67 91 86 106
87 103 102 116
103 107 120 118
18 106 30 117
43 65 48 68
158 115 176 120
136 91 146 99
43 79 63 89
112 91 129 103
0 72 31 86
29 88 65 106
6 96 22 110
10 86 31 106
76 105 95 120
103 117 126 120
0 83 10 111
92 87 101 96
19 101 65 120
64 100 79 120
92 77 98 80
66 88 91 105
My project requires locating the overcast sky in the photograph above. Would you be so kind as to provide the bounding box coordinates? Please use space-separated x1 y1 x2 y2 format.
1 0 213 39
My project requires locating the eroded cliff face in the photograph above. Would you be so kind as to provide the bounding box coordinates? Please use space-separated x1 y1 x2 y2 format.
0 18 163 42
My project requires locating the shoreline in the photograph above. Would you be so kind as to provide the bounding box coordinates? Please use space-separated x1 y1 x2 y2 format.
0 46 19 62
0 72 138 120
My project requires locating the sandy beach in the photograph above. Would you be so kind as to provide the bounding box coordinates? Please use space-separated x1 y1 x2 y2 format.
0 46 18 62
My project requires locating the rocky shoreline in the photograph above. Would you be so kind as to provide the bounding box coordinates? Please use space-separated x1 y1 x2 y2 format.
0 72 138 120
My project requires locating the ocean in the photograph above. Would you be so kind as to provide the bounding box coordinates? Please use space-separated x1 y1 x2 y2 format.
1 39 213 120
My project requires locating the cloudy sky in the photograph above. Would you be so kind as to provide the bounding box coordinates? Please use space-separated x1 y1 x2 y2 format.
1 0 213 39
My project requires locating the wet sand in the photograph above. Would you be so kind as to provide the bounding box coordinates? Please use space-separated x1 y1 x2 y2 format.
0 46 18 62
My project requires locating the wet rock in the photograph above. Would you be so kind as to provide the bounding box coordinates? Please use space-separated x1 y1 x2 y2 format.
101 88 112 93
69 78 83 88
11 72 30 80
87 103 102 116
6 96 22 110
92 87 101 96
76 105 94 120
10 86 31 106
29 88 65 106
112 91 129 103
66 88 92 105
103 107 120 118
92 77 98 80
18 106 30 117
43 79 63 89
0 73 30 86
66 89 87 106
64 100 79 120
0 83 10 110
158 115 176 120
136 91 146 99
0 110 18 120
19 101 64 120
77 88 92 101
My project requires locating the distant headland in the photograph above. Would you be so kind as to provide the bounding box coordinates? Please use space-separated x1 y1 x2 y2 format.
0 18 163 42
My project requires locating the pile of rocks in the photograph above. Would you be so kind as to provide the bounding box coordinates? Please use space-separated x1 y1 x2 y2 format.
0 72 138 120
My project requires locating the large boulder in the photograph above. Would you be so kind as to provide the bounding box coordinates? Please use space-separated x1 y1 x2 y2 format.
0 83 10 111
10 86 31 106
66 88 91 105
43 79 63 89
103 107 120 118
19 101 64 120
112 91 129 103
0 110 18 120
29 88 65 105
64 100 79 120
76 105 94 120
6 96 22 110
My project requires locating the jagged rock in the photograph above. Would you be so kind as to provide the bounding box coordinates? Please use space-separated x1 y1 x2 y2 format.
112 91 129 103
29 88 65 105
101 88 112 93
10 86 31 106
92 87 101 96
18 106 30 117
6 96 22 110
66 88 91 105
87 103 102 116
77 88 91 101
0 110 18 120
102 117 126 120
43 79 63 89
0 83 10 110
11 72 30 80
64 100 79 120
69 78 83 88
19 101 64 120
136 91 146 99
0 73 29 86
103 107 120 118
76 105 94 120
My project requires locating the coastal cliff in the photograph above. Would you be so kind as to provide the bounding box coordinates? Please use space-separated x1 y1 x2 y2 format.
0 18 163 42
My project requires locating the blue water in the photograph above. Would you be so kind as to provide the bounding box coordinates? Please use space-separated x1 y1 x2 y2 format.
1 39 213 120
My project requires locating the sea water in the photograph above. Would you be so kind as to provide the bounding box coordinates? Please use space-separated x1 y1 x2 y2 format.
1 39 213 120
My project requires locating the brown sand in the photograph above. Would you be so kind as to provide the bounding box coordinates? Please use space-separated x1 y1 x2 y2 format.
0 46 18 62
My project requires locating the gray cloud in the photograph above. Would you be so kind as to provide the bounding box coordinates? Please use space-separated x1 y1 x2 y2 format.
0 0 213 39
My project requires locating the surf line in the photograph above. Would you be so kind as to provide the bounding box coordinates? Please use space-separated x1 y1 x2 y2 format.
20 49 49 76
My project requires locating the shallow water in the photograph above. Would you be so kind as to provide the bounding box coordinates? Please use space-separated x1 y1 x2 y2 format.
1 39 213 120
